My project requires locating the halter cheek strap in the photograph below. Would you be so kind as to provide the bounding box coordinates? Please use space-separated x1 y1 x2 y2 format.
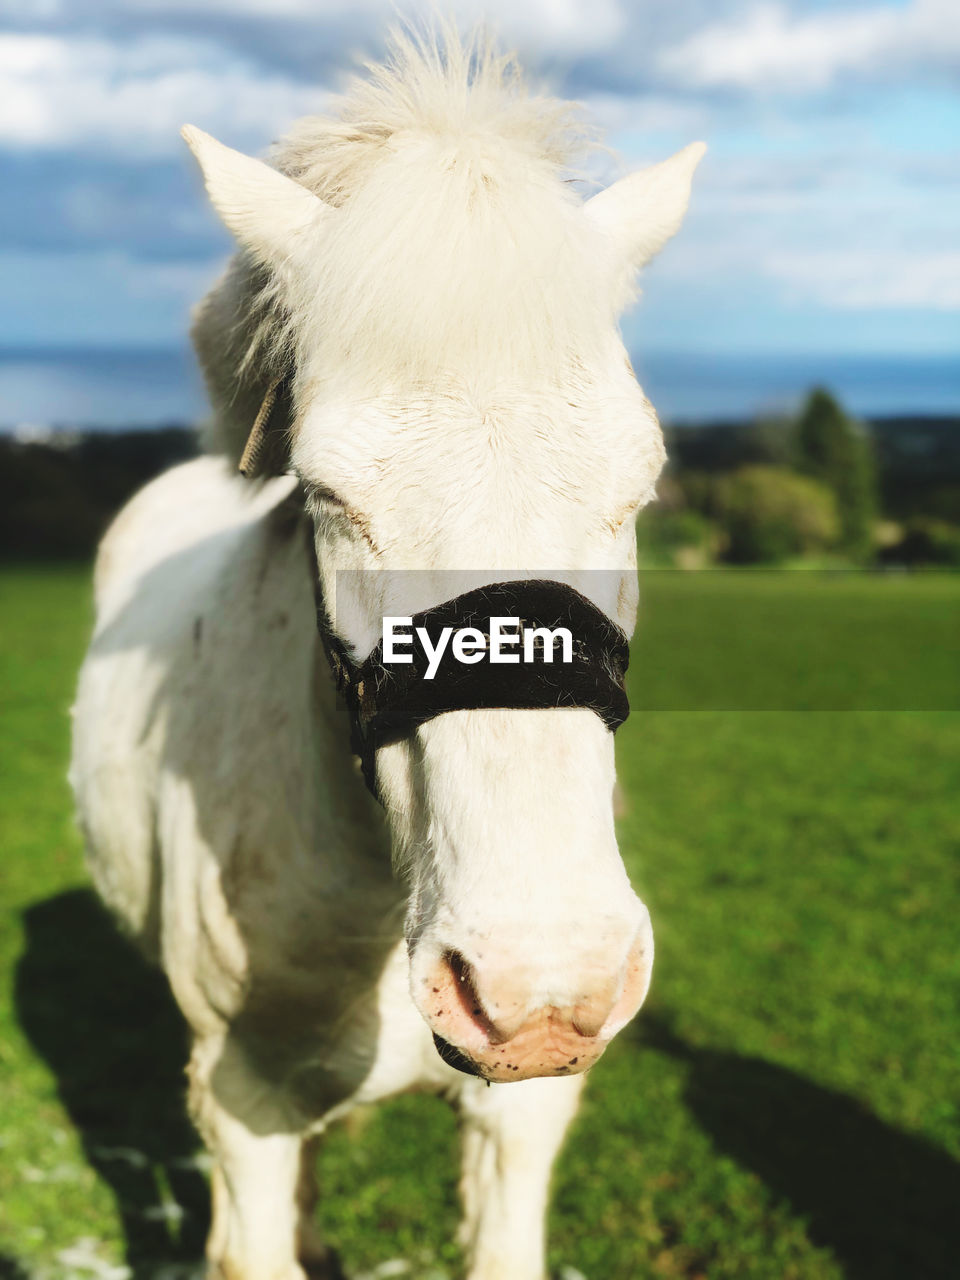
241 377 632 804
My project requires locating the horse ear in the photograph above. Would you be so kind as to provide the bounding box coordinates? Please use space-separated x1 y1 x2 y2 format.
585 141 706 271
181 125 329 266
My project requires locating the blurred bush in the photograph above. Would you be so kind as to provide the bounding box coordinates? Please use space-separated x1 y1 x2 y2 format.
712 465 839 564
636 506 717 568
878 517 960 567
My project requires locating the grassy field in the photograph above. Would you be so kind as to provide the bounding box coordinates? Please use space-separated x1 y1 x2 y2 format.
1 564 958 1280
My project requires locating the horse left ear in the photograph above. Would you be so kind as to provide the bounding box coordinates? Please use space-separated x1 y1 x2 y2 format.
585 141 706 271
181 124 330 268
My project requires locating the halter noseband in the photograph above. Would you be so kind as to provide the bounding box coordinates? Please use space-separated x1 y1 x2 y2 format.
314 576 630 800
242 377 631 803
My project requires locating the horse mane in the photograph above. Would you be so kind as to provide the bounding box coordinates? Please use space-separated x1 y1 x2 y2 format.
192 24 616 468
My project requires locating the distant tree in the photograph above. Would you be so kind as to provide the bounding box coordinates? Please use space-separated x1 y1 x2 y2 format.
793 388 878 559
714 465 839 563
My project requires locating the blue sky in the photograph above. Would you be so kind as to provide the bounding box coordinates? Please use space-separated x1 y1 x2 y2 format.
0 0 958 360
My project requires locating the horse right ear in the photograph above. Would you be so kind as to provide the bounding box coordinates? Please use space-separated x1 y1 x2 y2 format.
181 125 330 268
585 141 706 274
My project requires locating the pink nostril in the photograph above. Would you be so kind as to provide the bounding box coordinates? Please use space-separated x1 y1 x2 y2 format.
417 949 530 1048
594 926 655 1039
443 951 501 1039
572 995 614 1039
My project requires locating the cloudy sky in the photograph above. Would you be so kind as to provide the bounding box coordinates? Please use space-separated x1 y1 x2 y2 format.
1 0 958 362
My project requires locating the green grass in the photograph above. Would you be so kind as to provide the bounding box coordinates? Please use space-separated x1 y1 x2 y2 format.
1 564 958 1279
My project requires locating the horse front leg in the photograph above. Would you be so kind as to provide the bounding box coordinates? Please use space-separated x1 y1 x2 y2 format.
189 1037 338 1280
202 1112 304 1280
456 1072 585 1280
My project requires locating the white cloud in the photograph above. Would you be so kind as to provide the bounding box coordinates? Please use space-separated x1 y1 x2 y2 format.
0 2 628 158
629 143 960 313
454 0 627 53
659 0 960 92
0 32 328 154
21 0 627 54
765 248 960 309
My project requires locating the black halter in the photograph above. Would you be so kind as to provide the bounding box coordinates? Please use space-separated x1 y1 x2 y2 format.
313 573 630 800
244 378 631 803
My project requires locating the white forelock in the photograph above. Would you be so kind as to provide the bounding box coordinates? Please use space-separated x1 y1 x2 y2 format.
250 23 624 390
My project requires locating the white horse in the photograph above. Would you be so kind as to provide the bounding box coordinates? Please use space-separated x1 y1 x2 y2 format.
70 29 703 1280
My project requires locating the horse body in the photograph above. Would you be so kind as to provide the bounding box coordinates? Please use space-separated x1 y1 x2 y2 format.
70 28 704 1279
72 453 585 1279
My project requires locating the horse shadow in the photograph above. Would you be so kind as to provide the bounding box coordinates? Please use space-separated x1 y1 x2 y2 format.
14 888 210 1277
636 1014 960 1279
